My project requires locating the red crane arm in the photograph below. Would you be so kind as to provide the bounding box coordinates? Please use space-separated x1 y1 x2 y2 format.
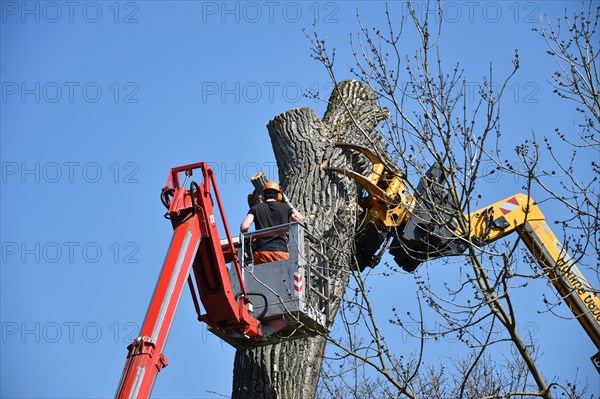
115 163 261 399
115 216 201 398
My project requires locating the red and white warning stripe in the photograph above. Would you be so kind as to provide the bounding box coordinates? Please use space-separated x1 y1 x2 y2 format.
293 272 303 293
499 197 520 215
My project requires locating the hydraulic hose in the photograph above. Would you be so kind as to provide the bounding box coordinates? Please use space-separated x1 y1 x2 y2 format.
236 292 269 320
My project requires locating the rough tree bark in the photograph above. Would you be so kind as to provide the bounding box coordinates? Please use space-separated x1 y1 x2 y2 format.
231 80 389 398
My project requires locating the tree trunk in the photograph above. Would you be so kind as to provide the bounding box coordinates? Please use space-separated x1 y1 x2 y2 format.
232 80 389 398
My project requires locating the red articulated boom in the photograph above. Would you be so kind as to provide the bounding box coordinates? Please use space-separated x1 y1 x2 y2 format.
115 162 261 399
115 161 331 398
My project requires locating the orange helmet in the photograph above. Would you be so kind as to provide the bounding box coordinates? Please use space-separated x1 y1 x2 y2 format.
263 181 281 192
263 181 283 201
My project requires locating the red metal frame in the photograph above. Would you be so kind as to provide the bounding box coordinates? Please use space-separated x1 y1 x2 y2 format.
116 162 261 399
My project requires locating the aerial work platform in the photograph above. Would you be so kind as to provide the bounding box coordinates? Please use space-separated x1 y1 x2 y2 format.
213 222 331 348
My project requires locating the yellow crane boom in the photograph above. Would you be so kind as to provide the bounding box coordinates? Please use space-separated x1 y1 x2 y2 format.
326 143 600 372
468 193 600 370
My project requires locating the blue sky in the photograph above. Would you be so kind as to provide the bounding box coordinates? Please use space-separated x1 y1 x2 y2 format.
1 1 599 398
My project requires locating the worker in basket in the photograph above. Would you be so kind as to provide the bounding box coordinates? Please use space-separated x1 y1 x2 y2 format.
240 181 304 264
